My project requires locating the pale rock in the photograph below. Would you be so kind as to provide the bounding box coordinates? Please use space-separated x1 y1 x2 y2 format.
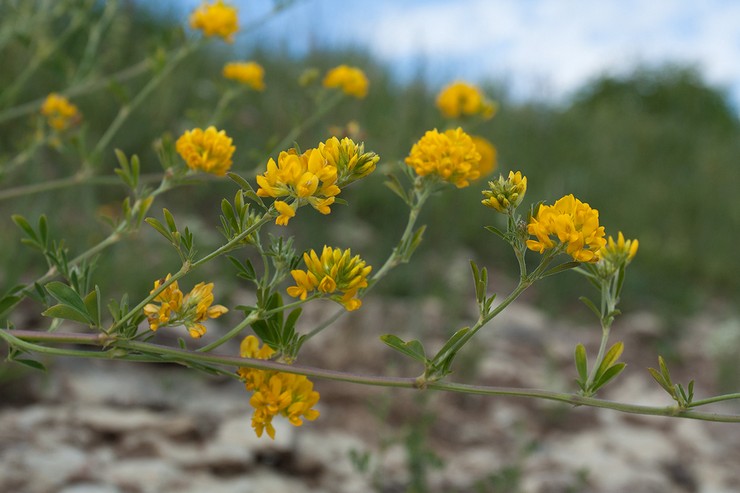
102 458 183 493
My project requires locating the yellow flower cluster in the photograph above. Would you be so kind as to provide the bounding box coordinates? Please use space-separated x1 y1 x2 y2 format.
405 128 482 188
481 170 527 213
143 274 228 338
189 0 239 43
436 81 496 119
526 195 606 262
318 136 379 185
223 61 265 90
238 335 320 439
597 232 639 276
287 246 372 311
41 93 80 131
322 65 369 99
175 126 235 176
256 137 377 226
470 135 497 177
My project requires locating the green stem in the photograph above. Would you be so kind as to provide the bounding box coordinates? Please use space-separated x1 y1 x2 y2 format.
689 393 740 408
209 88 240 127
0 8 86 108
197 313 259 353
0 58 153 125
87 41 200 167
3 329 739 423
266 91 345 158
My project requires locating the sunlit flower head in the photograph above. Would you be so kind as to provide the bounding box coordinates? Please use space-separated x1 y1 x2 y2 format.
470 136 497 178
143 275 228 338
436 81 497 120
256 147 341 225
190 0 239 43
176 126 235 176
405 128 482 188
237 335 320 439
481 170 527 213
322 65 369 99
223 61 265 90
526 194 606 262
287 246 372 311
41 93 80 131
317 136 379 186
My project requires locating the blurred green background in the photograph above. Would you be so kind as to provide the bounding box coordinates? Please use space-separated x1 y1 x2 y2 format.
1 0 739 326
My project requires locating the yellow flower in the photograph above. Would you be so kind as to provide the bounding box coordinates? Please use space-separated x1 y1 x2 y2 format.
436 81 497 119
481 170 527 213
223 61 265 90
526 194 606 262
237 336 320 439
175 126 235 176
323 65 369 99
143 275 228 338
190 0 239 43
40 93 80 131
470 136 497 177
143 274 183 331
405 128 481 188
287 246 371 311
317 136 379 186
596 232 639 277
256 147 341 224
274 200 296 226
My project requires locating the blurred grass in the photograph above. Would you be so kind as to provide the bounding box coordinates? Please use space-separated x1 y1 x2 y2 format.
1 1 739 322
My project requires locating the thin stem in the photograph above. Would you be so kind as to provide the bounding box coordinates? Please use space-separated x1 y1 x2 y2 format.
3 329 739 423
197 312 259 353
689 393 740 408
88 41 200 167
209 87 240 127
266 91 345 158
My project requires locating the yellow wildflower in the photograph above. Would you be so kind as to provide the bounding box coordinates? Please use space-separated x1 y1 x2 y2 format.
405 128 481 188
143 274 183 331
470 136 497 177
274 200 296 226
175 126 235 176
189 0 239 43
317 136 379 186
223 61 265 90
436 81 496 119
323 65 369 99
526 194 606 262
287 246 371 311
256 147 341 224
596 232 639 277
143 275 228 338
481 170 527 213
40 93 80 131
237 335 320 439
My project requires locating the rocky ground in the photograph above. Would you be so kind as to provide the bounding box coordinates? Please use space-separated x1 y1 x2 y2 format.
1 295 739 493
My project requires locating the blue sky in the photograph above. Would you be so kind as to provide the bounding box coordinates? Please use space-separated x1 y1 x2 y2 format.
157 0 740 108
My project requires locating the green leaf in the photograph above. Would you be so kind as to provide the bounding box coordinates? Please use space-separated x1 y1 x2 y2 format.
0 295 21 317
14 359 47 372
83 287 101 327
384 175 409 204
658 355 673 386
592 362 626 391
542 261 581 278
145 217 172 241
12 214 36 240
574 343 588 383
163 208 177 233
432 327 470 365
45 282 89 319
380 334 427 363
483 225 506 240
579 296 602 320
595 341 624 380
42 304 92 324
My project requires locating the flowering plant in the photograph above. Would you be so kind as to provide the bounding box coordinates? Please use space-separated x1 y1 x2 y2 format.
0 1 737 455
